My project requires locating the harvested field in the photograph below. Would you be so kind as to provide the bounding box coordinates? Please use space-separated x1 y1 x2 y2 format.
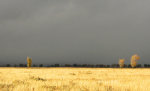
0 68 149 91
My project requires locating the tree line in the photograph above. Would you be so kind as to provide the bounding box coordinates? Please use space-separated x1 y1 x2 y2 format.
1 64 150 68
1 54 149 68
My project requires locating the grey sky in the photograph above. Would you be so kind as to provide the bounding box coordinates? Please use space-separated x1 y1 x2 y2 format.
0 0 150 65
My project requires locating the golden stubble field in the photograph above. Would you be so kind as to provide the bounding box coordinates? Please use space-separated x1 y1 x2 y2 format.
0 68 150 91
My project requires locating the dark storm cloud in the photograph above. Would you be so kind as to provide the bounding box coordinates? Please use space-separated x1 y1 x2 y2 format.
0 0 150 65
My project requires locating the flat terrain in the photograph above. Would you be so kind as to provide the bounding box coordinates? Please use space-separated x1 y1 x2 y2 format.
0 68 150 91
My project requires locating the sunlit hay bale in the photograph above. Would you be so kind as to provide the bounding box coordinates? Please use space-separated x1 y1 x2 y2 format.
131 54 140 68
27 56 32 67
119 59 125 68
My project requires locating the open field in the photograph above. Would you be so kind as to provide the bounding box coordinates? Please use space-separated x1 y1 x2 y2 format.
0 68 150 91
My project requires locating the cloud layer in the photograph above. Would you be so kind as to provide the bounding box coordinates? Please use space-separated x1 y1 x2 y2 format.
0 0 150 64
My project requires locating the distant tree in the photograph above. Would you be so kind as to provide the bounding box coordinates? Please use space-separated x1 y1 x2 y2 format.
87 64 91 67
27 56 32 67
144 64 147 68
14 64 17 67
124 64 127 68
19 64 24 67
111 64 119 68
128 64 131 68
148 64 150 68
119 59 125 68
104 65 107 68
87 64 94 67
33 64 37 67
46 65 51 67
137 64 142 68
116 64 119 68
51 65 55 67
102 64 105 68
91 64 95 67
97 64 103 68
131 54 140 68
54 64 59 67
96 64 101 67
23 64 27 67
82 64 87 67
39 64 43 67
65 64 71 67
106 65 110 68
73 64 77 67
6 64 10 67
78 64 82 67
111 64 115 68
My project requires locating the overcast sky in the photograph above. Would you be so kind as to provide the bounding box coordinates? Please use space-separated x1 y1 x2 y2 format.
0 0 150 65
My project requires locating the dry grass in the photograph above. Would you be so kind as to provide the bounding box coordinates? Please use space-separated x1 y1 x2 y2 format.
0 68 150 91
